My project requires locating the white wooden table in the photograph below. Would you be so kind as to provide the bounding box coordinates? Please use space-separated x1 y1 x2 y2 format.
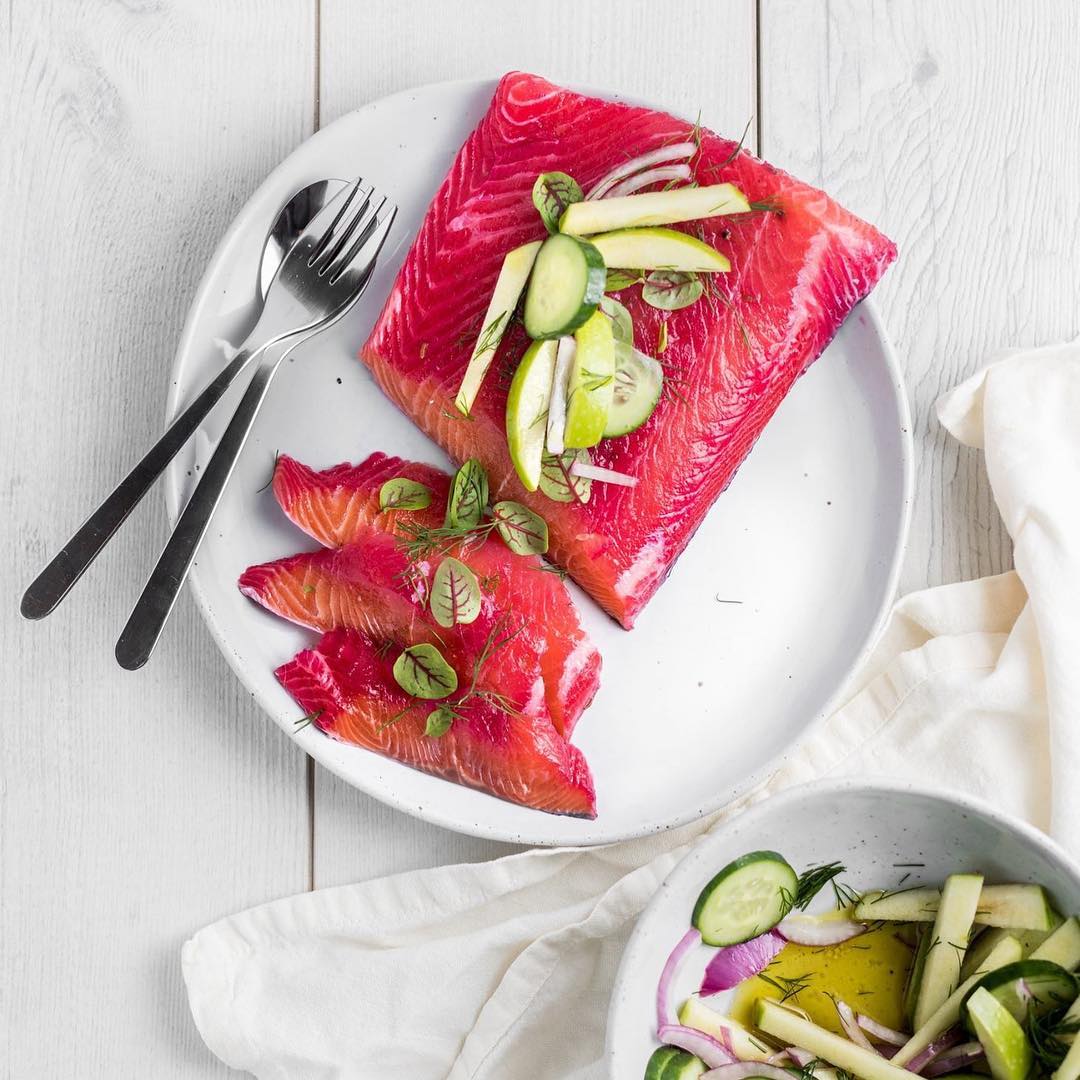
3 1 1077 1073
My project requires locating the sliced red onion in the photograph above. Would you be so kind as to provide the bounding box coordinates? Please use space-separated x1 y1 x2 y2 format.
856 1015 909 1047
585 141 697 199
569 462 638 487
921 1044 985 1077
701 931 786 995
605 163 693 199
836 999 880 1054
545 336 575 455
702 1064 796 1080
657 928 701 1029
768 1051 793 1066
778 913 866 946
657 1023 737 1069
787 1047 815 1067
906 1029 966 1074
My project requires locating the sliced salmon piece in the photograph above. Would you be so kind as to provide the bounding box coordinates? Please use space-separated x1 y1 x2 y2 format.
262 452 601 737
279 628 596 818
360 71 897 627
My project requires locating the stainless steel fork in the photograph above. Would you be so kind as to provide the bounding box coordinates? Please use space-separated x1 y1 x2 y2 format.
113 191 398 670
21 177 382 621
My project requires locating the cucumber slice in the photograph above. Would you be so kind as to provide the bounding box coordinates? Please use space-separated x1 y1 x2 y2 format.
455 240 542 415
1031 916 1080 970
564 308 615 449
893 935 1023 1067
756 1000 915 1080
904 925 931 1026
604 344 663 437
644 1047 681 1080
505 339 558 491
913 873 984 1029
663 1052 706 1080
560 183 750 235
677 997 773 1061
855 883 1056 931
966 986 1033 1080
523 233 605 340
590 227 730 272
691 851 797 947
961 960 1079 1026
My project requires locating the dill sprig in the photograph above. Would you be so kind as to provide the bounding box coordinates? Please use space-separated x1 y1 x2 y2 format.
293 709 322 731
719 116 753 168
1026 1004 1080 1072
256 449 281 493
779 862 850 916
758 970 814 1004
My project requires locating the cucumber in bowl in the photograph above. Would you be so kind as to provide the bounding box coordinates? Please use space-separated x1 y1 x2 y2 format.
691 851 797 946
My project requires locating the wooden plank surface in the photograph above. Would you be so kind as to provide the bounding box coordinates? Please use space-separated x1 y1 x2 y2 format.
761 0 1080 593
312 0 758 889
1 2 316 1075
7 0 1077 1074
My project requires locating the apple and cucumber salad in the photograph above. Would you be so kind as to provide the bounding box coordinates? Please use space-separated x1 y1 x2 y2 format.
452 142 754 495
647 850 1080 1080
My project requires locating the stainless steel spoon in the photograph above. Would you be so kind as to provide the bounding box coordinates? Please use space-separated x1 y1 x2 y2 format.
21 178 351 621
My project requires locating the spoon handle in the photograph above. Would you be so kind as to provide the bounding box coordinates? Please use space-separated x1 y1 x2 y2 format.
114 351 284 670
20 347 256 620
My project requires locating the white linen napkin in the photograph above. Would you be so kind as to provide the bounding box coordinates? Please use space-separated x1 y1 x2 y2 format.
183 341 1080 1079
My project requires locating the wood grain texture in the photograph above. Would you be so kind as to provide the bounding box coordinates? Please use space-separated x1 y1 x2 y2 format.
761 0 1080 593
1 1 315 1075
312 0 757 888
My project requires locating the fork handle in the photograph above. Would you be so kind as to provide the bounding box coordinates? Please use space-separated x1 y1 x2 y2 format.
20 347 259 620
114 354 284 670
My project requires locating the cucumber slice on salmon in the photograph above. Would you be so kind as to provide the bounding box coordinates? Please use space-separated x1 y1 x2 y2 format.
523 233 605 340
455 240 542 415
590 227 730 273
691 851 797 947
559 183 750 235
912 873 984 1029
605 344 663 438
960 959 1078 1027
506 339 559 490
564 308 615 448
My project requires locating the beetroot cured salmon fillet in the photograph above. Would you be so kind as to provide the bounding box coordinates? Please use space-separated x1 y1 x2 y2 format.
360 71 897 628
239 527 598 738
279 628 597 818
264 452 601 738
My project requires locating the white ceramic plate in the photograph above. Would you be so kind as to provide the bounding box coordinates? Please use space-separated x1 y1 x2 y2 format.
606 779 1080 1077
165 79 913 846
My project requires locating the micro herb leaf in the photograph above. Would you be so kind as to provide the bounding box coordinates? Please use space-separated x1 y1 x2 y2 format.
430 556 482 628
657 320 669 354
379 477 433 511
642 270 704 311
424 706 455 738
392 643 459 700
600 294 634 347
445 458 489 529
539 448 592 504
532 171 583 233
605 268 643 292
491 501 549 556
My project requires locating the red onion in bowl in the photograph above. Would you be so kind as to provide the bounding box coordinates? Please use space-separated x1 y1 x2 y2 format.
657 928 701 1029
921 1043 985 1077
657 1023 737 1069
778 913 866 946
702 1064 799 1080
701 930 786 995
906 1028 967 1074
835 999 880 1054
857 1014 909 1047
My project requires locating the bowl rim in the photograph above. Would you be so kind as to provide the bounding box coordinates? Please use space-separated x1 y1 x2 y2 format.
605 776 1080 1071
